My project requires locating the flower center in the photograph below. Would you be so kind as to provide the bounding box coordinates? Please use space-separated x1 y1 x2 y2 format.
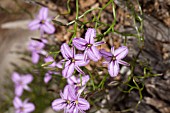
76 83 81 87
66 100 70 104
35 44 42 51
75 100 78 104
71 59 75 63
112 56 116 61
87 44 92 47
19 81 23 85
40 20 45 24
20 107 24 112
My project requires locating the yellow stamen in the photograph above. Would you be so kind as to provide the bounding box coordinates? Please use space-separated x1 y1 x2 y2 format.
87 44 92 47
76 83 81 87
112 56 116 61
75 100 78 104
72 59 75 63
66 100 70 104
40 20 45 24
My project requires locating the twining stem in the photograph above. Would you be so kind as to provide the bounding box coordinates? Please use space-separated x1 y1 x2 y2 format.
69 0 79 45
95 0 113 29
75 0 79 20
67 7 100 26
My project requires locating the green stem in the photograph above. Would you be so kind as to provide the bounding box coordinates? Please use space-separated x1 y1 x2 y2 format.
67 7 100 26
68 0 79 45
95 0 113 29
76 0 79 20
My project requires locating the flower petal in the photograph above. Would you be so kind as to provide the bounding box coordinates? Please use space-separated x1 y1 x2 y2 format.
114 46 128 60
44 56 54 62
78 98 90 111
61 43 73 59
111 46 115 55
75 66 85 75
32 52 40 64
28 40 45 52
44 73 52 84
56 59 65 68
118 60 130 66
65 60 71 67
62 63 75 78
38 7 48 20
62 85 77 101
75 54 89 66
67 85 77 100
87 46 101 62
67 76 77 85
108 61 120 77
22 74 33 84
84 48 88 61
28 19 40 30
12 72 20 83
15 85 23 96
44 56 56 67
42 22 55 34
71 107 79 113
73 38 87 50
40 26 45 35
63 85 70 99
94 41 105 46
52 99 66 111
99 49 112 61
13 97 22 109
23 103 35 113
79 75 90 86
23 85 31 91
85 28 96 44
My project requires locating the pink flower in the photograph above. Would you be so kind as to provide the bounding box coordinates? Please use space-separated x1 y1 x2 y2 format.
44 71 60 84
100 46 130 77
44 56 56 67
28 7 55 35
51 85 74 112
28 39 46 64
59 43 89 78
73 28 105 62
52 85 90 113
67 75 89 87
12 72 33 97
13 97 35 113
67 85 90 113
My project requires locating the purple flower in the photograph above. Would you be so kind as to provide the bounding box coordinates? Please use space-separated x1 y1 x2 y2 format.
28 7 55 35
44 71 60 84
44 56 56 67
12 72 33 97
60 43 89 78
52 85 90 113
13 97 35 113
44 56 59 84
28 40 46 64
51 85 74 112
67 75 89 87
68 85 90 113
73 28 105 62
44 72 52 84
100 46 130 77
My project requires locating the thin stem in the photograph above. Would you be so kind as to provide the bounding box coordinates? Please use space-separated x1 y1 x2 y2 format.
69 0 79 45
67 7 100 26
76 0 79 20
95 0 113 29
